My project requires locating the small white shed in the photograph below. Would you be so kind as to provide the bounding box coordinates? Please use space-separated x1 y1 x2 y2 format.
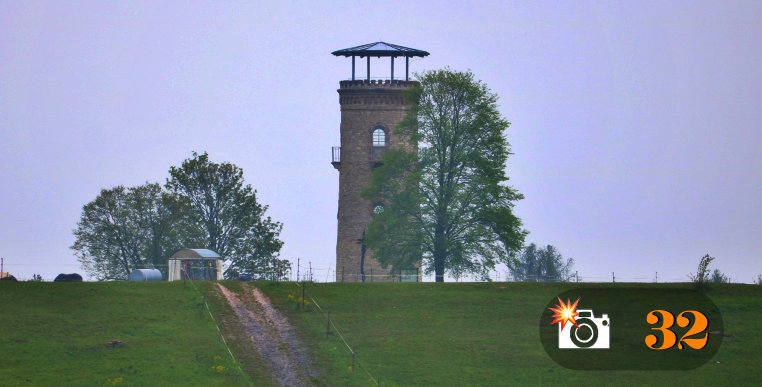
168 249 223 281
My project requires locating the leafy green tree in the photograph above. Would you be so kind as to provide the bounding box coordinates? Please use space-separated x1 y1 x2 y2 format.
72 183 193 280
166 152 283 278
364 69 527 282
510 243 574 282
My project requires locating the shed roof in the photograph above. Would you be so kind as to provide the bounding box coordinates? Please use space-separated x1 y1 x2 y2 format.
332 42 429 58
169 248 221 259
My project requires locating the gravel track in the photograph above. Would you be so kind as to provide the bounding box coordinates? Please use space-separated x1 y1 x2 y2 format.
217 283 316 386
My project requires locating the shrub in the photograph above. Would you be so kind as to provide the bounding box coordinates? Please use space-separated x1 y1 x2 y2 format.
709 269 729 283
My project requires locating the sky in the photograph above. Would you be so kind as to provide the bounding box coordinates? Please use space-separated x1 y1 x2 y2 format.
1 1 760 283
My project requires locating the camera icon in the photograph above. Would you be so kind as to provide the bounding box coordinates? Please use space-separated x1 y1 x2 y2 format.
558 309 610 349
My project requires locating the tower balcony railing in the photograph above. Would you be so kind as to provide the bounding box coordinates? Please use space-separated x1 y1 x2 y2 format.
345 76 409 81
331 146 341 169
331 146 388 168
340 79 418 88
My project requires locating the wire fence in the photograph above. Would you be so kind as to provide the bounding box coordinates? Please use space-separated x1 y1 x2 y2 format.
285 263 736 284
294 281 380 386
1 259 759 284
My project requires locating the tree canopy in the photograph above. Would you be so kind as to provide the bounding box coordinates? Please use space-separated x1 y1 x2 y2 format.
72 152 284 280
166 151 284 278
363 69 527 281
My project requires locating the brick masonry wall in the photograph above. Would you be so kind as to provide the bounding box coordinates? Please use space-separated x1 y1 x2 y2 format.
335 81 418 282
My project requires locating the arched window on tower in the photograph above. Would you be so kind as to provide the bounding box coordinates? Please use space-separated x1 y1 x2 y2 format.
371 126 387 163
373 127 386 147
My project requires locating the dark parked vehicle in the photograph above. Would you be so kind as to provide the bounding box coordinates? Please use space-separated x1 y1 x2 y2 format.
54 273 83 282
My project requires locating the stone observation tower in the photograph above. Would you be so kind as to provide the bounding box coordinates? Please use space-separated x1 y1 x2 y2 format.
331 42 428 282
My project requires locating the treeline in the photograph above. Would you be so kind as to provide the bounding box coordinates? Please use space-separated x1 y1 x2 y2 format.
509 243 575 282
71 152 285 280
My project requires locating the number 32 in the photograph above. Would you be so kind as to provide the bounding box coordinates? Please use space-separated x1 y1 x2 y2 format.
645 310 709 350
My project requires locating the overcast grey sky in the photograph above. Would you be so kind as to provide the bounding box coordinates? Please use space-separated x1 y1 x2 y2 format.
1 1 760 282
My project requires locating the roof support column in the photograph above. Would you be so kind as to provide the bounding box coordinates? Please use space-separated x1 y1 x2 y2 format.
406 56 409 81
367 56 370 81
391 56 395 81
351 56 355 81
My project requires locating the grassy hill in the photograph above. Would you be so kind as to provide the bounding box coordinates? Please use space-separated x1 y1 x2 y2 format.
0 281 256 386
2 281 760 386
251 281 761 386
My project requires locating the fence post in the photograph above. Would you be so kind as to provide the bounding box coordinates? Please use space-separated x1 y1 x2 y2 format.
341 266 345 282
370 268 373 283
655 271 658 283
297 258 300 282
612 272 615 283
576 271 579 283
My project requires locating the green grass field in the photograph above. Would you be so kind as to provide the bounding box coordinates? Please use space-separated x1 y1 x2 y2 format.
2 281 759 386
0 281 252 386
253 281 762 386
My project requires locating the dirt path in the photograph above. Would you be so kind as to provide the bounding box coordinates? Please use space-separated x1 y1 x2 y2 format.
217 283 316 386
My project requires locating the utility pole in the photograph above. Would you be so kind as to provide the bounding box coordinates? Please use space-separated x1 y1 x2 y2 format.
357 231 367 282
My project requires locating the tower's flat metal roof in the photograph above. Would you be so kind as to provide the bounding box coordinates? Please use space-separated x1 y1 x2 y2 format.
332 42 429 58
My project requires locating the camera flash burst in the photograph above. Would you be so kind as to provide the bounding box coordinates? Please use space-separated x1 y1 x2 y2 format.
549 297 580 330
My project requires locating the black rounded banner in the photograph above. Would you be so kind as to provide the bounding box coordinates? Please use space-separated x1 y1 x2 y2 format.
539 288 723 370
